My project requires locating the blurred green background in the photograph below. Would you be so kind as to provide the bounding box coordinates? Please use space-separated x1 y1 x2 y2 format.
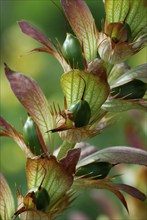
0 1 146 219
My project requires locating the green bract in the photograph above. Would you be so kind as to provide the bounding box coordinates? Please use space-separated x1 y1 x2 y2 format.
61 70 110 123
111 79 147 99
67 75 91 127
23 116 44 155
76 162 113 179
62 33 84 69
13 184 50 217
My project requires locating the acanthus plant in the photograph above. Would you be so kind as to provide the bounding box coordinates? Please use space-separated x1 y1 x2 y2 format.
0 0 147 219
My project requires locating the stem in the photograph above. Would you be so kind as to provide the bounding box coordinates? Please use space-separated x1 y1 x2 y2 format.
57 140 75 160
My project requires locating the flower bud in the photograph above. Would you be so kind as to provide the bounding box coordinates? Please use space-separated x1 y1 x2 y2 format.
62 33 84 69
111 79 147 99
68 99 91 127
106 22 132 43
34 187 50 211
76 162 113 179
23 116 44 155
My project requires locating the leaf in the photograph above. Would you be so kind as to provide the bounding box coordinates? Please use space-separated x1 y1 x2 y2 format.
0 116 33 158
19 211 51 220
61 70 110 118
18 20 56 51
60 148 81 174
0 173 15 220
48 190 75 216
26 154 74 209
112 63 147 85
125 0 147 38
61 0 98 62
74 178 146 212
56 141 75 160
132 32 147 50
4 64 54 150
77 146 147 168
102 183 129 213
75 142 97 161
18 20 70 72
16 191 74 220
108 63 130 86
112 183 146 201
104 0 147 38
102 98 146 112
97 33 134 64
72 177 128 212
105 0 130 23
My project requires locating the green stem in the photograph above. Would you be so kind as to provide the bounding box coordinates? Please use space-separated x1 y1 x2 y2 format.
57 140 75 160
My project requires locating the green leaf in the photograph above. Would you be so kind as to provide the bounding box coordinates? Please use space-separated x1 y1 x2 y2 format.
108 63 130 85
133 32 147 50
16 192 74 220
125 0 147 38
112 64 147 85
105 0 130 23
4 64 54 151
26 152 78 209
102 98 146 112
61 70 110 118
0 116 33 158
61 0 98 62
0 173 15 220
104 0 147 38
77 146 147 168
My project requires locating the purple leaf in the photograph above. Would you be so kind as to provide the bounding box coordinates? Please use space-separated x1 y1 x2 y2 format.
75 142 97 160
77 146 147 167
4 64 54 150
0 116 33 157
18 20 55 50
73 177 129 212
104 183 129 213
112 183 146 201
60 148 81 175
61 0 98 62
18 20 70 72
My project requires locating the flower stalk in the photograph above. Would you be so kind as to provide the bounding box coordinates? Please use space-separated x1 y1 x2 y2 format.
0 0 147 219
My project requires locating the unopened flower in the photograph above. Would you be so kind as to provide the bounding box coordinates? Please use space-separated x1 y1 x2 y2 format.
98 0 147 64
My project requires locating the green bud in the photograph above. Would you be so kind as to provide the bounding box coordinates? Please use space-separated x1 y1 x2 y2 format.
68 100 91 127
35 187 50 211
76 162 113 179
111 79 147 99
67 76 91 127
62 33 84 69
106 22 132 43
23 116 44 155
